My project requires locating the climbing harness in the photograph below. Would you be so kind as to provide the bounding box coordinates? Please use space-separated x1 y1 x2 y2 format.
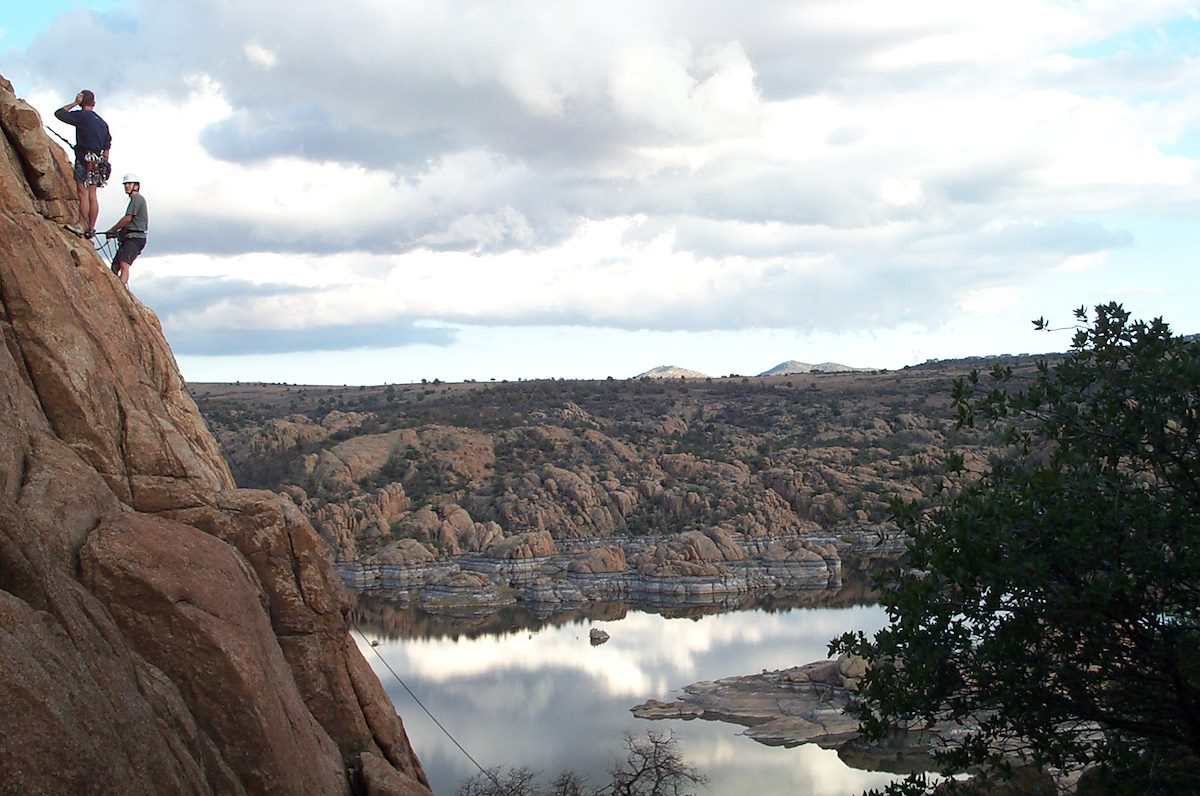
83 151 111 187
46 125 110 186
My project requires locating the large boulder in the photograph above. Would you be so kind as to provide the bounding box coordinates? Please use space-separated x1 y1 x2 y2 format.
567 545 629 574
0 75 74 221
79 514 347 795
484 529 557 559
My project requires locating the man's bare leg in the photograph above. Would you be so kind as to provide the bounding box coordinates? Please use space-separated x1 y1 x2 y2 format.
116 260 131 285
75 181 90 230
85 185 99 233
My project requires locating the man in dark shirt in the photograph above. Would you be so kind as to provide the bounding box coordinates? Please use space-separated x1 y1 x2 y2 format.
54 90 112 238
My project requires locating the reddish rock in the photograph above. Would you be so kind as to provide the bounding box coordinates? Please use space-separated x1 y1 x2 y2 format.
429 570 492 589
567 545 629 574
485 529 557 559
0 75 74 221
0 549 240 795
453 519 504 553
0 73 430 795
163 489 425 786
360 752 433 796
369 538 438 564
79 514 348 795
678 528 746 562
632 542 725 577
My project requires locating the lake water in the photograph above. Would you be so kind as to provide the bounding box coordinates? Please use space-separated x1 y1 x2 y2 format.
352 594 899 796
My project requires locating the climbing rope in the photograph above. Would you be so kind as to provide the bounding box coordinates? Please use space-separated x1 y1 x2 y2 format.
94 233 117 260
350 622 516 796
90 233 122 279
45 125 74 150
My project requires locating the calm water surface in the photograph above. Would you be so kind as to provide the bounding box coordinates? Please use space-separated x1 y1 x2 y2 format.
353 599 897 796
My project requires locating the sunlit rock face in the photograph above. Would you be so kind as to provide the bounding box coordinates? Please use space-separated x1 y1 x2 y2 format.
0 74 429 795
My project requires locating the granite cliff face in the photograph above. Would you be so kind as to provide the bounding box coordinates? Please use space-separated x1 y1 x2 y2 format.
0 75 429 795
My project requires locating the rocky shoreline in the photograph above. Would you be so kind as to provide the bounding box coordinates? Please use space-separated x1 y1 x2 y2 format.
629 661 1079 791
337 527 905 611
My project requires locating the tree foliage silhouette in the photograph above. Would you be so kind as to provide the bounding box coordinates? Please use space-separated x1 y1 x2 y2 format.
834 303 1200 793
456 731 705 796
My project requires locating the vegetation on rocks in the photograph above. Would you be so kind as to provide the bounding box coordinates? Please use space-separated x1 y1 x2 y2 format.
193 365 1013 564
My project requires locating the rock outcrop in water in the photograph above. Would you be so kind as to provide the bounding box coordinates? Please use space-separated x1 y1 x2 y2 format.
632 655 869 748
0 74 429 795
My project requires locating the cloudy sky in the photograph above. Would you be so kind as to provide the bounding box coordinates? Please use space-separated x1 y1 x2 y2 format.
5 1 1200 384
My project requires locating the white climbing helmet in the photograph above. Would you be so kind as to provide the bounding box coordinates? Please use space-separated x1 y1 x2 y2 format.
121 173 139 184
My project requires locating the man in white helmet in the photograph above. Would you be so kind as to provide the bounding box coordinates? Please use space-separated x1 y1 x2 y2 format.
103 173 148 286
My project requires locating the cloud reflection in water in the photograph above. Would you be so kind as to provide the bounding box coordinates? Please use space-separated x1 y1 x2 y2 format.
357 603 898 795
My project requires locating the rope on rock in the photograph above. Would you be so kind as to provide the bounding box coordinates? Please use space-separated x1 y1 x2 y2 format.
350 622 516 796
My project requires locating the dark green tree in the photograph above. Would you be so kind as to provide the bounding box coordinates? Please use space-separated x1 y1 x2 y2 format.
833 303 1200 793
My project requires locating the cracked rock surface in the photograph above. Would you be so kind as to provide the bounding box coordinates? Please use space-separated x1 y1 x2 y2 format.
0 73 430 795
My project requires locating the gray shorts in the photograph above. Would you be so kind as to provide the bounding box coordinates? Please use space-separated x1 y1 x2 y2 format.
114 236 146 267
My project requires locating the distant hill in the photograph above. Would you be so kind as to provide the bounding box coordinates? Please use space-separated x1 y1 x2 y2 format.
759 360 874 376
636 365 710 379
637 362 876 379
907 352 1054 371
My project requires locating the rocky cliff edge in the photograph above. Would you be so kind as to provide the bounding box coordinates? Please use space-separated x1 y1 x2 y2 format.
0 74 430 795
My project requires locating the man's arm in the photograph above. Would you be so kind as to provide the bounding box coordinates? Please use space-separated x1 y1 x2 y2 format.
54 92 83 125
105 214 134 238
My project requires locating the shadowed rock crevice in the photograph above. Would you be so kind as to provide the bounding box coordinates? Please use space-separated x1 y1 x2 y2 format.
0 73 429 795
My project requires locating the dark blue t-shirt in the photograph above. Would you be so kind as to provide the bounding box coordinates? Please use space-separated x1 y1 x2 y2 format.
54 108 111 154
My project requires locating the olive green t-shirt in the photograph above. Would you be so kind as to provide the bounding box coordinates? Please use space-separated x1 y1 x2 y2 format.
124 193 148 235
